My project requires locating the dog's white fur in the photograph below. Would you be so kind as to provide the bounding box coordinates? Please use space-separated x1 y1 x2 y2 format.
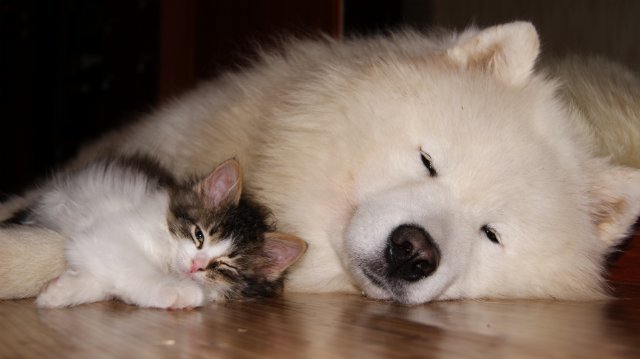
2 22 640 303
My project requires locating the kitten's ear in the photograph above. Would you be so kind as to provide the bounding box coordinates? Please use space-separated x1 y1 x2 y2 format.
261 233 308 281
199 159 243 208
447 21 540 85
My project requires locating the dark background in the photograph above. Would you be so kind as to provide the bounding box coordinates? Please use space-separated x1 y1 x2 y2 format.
2 0 639 197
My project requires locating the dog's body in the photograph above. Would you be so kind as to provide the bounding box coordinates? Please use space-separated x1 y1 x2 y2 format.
2 22 640 303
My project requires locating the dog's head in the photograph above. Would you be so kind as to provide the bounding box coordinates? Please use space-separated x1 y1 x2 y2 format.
340 22 640 304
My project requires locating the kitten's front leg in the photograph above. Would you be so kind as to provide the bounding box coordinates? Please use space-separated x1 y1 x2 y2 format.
36 270 109 308
116 277 205 309
155 279 206 309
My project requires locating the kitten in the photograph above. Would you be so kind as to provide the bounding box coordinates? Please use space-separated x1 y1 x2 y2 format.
10 156 306 309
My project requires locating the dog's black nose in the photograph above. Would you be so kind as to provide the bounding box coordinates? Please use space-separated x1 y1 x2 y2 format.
386 225 440 282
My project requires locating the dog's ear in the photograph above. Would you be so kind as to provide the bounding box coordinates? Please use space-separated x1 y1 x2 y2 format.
260 233 308 281
590 165 640 246
447 21 540 85
197 159 243 208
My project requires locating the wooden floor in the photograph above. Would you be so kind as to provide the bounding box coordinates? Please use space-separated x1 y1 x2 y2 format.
1 287 639 359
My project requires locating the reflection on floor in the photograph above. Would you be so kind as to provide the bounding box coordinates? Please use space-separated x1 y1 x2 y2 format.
1 288 639 358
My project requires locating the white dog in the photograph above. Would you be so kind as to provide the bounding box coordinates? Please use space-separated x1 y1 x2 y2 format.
2 22 640 304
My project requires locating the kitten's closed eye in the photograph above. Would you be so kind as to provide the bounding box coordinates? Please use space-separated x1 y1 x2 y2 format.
207 260 238 271
206 260 241 281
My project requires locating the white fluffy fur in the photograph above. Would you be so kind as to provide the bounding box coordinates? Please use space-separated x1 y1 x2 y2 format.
2 22 640 303
546 56 640 168
34 163 205 308
31 163 219 308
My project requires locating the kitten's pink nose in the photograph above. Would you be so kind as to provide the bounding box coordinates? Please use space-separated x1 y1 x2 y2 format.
189 256 210 273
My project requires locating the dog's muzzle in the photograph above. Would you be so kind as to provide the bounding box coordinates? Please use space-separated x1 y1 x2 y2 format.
385 224 440 282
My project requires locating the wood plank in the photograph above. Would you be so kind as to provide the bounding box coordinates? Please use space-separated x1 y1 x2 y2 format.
1 293 638 358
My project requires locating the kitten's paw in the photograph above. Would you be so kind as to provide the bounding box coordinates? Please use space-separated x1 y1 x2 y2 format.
36 271 106 308
154 281 205 309
36 278 72 308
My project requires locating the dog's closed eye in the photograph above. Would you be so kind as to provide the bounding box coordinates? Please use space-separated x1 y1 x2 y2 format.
420 150 437 177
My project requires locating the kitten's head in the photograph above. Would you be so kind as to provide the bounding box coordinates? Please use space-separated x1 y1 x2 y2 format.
166 159 307 300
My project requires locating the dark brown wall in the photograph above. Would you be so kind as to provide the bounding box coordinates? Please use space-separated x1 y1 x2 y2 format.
0 0 342 196
1 1 159 196
159 0 342 100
